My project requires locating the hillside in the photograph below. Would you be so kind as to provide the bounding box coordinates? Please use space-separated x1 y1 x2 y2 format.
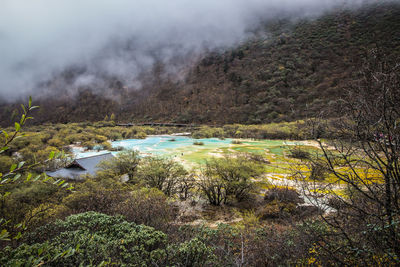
1 2 399 125
130 2 400 124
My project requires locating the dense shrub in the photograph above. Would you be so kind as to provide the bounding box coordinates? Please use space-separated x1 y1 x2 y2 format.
0 182 64 233
258 187 305 220
172 222 318 266
97 150 140 180
0 156 13 174
136 157 188 196
309 161 327 181
192 126 224 139
199 156 265 205
197 175 227 206
114 187 178 231
257 200 297 220
240 152 270 164
264 187 303 204
1 212 169 266
192 121 311 140
289 147 311 159
25 178 177 232
124 127 147 139
193 141 204 146
1 212 222 266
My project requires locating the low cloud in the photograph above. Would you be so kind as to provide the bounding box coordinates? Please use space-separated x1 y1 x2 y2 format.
0 0 379 100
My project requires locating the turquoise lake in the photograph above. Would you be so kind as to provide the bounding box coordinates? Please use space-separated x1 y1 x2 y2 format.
73 135 300 166
112 136 234 154
74 136 233 158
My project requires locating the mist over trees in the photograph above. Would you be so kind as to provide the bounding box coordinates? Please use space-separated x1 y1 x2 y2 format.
0 0 381 101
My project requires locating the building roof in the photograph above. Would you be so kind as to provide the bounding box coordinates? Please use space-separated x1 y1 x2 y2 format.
46 152 114 180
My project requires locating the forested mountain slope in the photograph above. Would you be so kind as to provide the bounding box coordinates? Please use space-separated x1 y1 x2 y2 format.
130 2 400 124
1 2 399 125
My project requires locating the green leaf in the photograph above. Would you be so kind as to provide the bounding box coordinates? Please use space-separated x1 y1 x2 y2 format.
0 229 10 241
2 172 11 178
13 174 21 181
62 248 72 257
20 114 26 125
17 161 25 169
1 219 10 226
43 174 51 182
52 251 63 260
10 164 17 172
29 106 39 111
15 122 21 132
48 151 55 160
14 231 22 240
29 96 32 108
33 174 41 181
20 104 27 114
2 130 8 140
26 173 32 182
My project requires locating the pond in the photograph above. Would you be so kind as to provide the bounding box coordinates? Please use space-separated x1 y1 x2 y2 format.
73 135 305 167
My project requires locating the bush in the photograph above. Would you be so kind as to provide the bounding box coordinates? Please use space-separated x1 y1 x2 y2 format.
99 141 112 150
2 211 229 266
193 141 204 146
197 175 227 206
309 161 327 181
0 155 13 173
94 135 107 143
200 156 264 205
81 140 95 150
114 187 178 231
257 200 297 219
97 150 140 180
47 138 66 148
289 147 310 159
136 157 188 196
0 182 64 235
256 187 305 220
264 187 303 204
135 131 147 139
240 152 270 164
1 212 168 266
124 127 148 139
167 237 216 266
26 177 178 232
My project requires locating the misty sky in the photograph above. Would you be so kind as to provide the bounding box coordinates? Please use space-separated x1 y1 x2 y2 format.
0 0 377 100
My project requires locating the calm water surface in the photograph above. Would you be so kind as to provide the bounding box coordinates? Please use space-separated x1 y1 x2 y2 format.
74 135 234 158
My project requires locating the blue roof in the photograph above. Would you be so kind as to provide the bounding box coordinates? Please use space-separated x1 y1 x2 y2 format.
46 152 114 180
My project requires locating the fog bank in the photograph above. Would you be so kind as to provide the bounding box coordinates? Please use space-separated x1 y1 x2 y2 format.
0 0 380 100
